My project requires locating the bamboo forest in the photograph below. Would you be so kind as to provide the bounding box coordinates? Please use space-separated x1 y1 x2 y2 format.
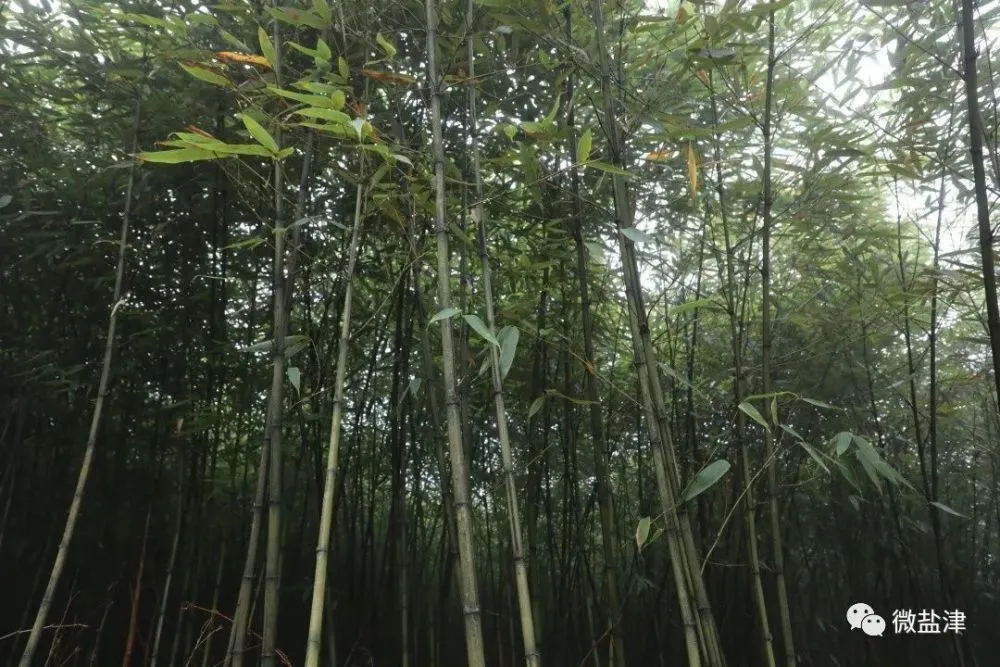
4 0 1000 664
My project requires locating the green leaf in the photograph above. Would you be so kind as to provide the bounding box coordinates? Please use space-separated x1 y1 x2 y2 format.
782 425 831 474
155 138 274 158
635 516 652 550
738 401 770 432
206 143 274 157
266 6 326 29
543 93 561 126
430 307 461 324
242 334 310 357
288 41 326 62
295 107 352 124
258 27 277 68
853 435 915 491
833 431 853 456
338 57 349 79
622 227 654 245
179 63 233 88
297 122 356 139
241 114 279 154
670 298 718 316
137 148 219 164
834 459 861 492
498 326 519 381
286 366 301 394
587 160 630 176
270 85 336 107
312 0 331 21
463 314 499 347
802 397 838 410
682 459 732 502
316 38 332 61
584 241 605 262
221 30 250 51
376 32 398 58
527 395 546 420
576 129 593 162
854 446 882 493
224 236 266 250
930 501 968 519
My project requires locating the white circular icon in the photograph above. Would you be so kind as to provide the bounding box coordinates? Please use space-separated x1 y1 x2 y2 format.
846 602 875 630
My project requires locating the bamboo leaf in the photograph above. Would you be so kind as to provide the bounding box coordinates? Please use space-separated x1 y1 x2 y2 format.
463 314 499 347
738 401 770 432
312 0 331 21
136 148 219 164
930 501 968 519
498 326 519 381
622 227 654 245
584 241 605 262
286 366 301 394
316 38 332 61
576 129 593 162
268 86 337 108
376 32 397 58
833 431 853 456
635 516 652 550
215 51 271 69
528 395 545 420
240 114 279 154
296 107 352 124
266 6 326 29
429 307 461 324
802 397 839 410
682 460 732 502
179 63 233 88
258 27 276 68
782 425 831 474
669 298 718 316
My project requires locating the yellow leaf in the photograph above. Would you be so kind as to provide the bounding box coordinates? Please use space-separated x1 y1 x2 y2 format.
216 51 272 69
687 143 699 199
646 148 672 162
